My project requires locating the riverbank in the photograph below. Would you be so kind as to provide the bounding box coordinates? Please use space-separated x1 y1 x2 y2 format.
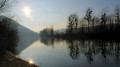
54 31 120 40
0 51 39 67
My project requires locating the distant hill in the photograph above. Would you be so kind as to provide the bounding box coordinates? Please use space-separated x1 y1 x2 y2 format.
16 22 39 54
17 23 38 39
0 16 39 54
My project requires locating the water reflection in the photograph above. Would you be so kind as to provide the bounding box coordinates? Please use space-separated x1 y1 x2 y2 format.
67 40 80 60
40 36 55 46
16 34 39 54
29 60 34 64
40 36 120 64
69 40 120 63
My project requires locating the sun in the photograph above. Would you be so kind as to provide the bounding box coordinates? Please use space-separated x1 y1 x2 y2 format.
23 6 32 17
29 60 34 64
22 6 32 19
24 7 31 14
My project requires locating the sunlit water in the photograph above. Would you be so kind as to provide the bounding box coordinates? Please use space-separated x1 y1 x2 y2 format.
16 37 120 67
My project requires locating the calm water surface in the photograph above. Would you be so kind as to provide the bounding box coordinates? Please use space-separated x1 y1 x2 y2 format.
16 36 120 67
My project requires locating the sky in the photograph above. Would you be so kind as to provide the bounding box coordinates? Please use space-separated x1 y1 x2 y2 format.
13 0 120 32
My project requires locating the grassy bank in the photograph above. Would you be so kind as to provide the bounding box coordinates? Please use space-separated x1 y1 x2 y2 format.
0 51 39 67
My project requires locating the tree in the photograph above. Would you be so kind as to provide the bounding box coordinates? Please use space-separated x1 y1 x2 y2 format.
107 14 114 32
100 13 107 31
0 0 15 15
0 0 8 14
51 25 54 35
0 16 18 54
114 6 120 31
84 8 92 32
67 13 78 33
91 17 95 32
79 19 85 32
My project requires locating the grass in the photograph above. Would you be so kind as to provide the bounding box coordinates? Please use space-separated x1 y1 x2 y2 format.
0 51 39 67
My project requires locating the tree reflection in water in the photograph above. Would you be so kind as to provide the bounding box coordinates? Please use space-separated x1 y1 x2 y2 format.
67 40 79 60
40 36 120 63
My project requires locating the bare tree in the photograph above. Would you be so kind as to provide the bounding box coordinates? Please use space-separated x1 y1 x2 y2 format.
100 13 107 31
0 0 14 15
114 5 120 31
79 19 85 32
84 8 92 32
67 13 78 33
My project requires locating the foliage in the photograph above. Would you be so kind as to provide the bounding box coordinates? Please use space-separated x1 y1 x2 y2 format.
0 16 18 54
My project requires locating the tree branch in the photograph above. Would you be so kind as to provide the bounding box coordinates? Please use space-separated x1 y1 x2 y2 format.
0 0 6 8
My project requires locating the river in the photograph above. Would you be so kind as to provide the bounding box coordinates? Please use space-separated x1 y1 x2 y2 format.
16 36 120 67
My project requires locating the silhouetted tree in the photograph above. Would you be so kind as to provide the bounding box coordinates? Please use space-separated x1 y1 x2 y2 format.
40 27 54 36
91 17 95 32
51 25 54 35
79 19 86 32
100 13 107 31
84 8 92 32
55 6 120 39
114 6 120 32
67 13 78 33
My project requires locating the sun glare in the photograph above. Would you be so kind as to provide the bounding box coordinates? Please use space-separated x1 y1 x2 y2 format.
29 60 34 64
22 6 33 20
24 7 31 14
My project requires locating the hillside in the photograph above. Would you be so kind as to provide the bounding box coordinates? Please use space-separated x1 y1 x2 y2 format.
16 23 39 54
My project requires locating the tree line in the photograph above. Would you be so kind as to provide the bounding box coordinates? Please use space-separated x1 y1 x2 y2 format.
40 5 120 39
40 26 54 36
67 6 120 35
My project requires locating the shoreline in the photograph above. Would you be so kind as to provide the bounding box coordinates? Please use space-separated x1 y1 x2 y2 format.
54 32 120 41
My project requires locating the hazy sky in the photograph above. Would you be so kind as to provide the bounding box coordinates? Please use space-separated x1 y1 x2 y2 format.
14 0 120 32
